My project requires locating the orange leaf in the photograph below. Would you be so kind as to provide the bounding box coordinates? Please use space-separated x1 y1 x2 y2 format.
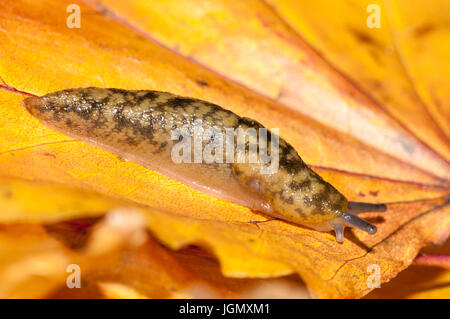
0 179 310 298
0 0 449 298
367 240 450 298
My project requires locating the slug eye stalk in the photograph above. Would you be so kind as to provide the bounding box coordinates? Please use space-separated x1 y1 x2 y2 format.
348 201 387 213
332 212 377 243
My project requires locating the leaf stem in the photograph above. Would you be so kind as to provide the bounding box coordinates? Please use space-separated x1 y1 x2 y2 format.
413 254 450 269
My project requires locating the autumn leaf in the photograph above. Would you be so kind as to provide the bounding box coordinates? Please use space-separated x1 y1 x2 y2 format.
367 240 450 298
0 178 311 299
0 0 449 298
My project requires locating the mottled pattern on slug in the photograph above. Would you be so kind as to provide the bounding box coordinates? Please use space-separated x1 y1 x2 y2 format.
23 87 348 228
232 125 347 226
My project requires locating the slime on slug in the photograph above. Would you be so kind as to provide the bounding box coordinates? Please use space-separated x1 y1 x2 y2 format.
22 87 384 242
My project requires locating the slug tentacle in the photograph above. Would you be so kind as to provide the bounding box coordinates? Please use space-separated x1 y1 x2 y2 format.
348 201 387 213
329 212 377 243
332 224 345 243
22 87 380 242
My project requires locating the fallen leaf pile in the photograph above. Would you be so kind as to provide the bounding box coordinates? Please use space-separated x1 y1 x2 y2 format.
0 0 449 298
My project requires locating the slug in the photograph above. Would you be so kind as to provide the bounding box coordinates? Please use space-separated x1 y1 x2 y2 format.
22 87 382 242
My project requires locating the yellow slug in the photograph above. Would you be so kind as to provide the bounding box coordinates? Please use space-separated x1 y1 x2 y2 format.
22 87 383 242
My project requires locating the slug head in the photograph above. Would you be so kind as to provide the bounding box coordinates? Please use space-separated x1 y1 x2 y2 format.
265 172 378 242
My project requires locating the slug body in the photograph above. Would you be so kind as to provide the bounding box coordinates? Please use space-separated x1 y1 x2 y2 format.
23 88 378 242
